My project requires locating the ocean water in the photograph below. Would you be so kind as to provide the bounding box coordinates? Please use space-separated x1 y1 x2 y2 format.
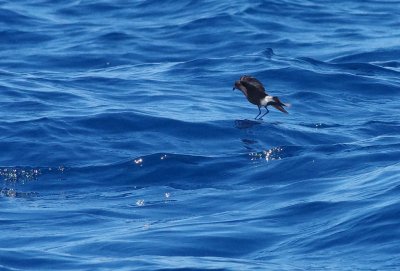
1 0 400 270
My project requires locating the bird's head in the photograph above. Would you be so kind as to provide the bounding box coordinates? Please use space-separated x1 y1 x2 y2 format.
232 80 241 91
232 80 248 97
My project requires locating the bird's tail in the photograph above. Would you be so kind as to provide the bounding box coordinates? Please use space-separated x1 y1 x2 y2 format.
272 97 290 114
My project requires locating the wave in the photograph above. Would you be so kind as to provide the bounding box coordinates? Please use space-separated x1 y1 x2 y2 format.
1 0 400 269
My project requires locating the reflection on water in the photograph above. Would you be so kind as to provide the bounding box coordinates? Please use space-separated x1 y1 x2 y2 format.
0 188 38 198
0 168 41 183
249 147 284 161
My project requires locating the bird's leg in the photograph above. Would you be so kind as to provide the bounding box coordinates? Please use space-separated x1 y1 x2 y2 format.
260 106 269 119
255 106 261 120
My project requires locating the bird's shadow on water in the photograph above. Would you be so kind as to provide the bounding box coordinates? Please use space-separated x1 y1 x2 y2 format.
234 119 284 129
234 119 263 129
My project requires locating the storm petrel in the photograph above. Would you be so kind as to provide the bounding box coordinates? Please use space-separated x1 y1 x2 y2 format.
233 75 289 119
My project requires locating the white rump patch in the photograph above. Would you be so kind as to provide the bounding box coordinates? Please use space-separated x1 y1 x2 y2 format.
260 96 274 106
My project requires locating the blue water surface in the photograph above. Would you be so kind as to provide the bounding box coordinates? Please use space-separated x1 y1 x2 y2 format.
1 1 400 270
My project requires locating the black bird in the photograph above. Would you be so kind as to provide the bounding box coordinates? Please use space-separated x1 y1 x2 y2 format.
233 75 289 119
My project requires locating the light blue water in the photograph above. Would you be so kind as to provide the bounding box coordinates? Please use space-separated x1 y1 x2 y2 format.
1 1 400 270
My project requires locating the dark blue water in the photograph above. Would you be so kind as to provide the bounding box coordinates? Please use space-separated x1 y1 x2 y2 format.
1 1 400 270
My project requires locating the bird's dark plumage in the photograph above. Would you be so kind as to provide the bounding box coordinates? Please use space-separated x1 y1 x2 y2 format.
233 75 289 119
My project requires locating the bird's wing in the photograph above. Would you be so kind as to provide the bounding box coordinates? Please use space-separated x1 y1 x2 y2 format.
240 76 268 96
240 76 263 86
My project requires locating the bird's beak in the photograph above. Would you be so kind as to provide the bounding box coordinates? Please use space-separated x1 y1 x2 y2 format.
233 80 241 91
